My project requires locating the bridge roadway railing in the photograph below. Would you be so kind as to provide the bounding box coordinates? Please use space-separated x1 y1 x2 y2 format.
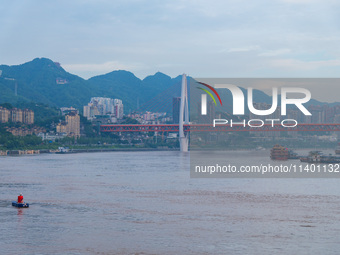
100 124 340 133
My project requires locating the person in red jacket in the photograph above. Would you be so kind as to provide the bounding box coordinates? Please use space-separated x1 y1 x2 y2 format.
17 193 24 203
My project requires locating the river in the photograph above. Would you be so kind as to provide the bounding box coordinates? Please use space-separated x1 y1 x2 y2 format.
1 150 340 254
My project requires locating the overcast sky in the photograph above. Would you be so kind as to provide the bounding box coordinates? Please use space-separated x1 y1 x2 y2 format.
1 0 340 101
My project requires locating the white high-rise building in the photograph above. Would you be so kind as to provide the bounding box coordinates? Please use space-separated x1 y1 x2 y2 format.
83 102 100 120
90 97 115 115
114 99 124 119
83 97 123 120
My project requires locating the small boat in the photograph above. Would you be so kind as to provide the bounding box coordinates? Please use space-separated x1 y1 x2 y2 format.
56 147 70 154
300 151 340 164
270 144 289 160
12 201 29 208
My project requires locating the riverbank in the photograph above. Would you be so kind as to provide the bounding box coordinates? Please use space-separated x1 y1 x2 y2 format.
0 149 40 156
0 147 179 156
56 147 179 154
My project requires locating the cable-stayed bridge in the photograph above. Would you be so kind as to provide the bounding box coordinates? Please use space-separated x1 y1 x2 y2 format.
100 75 340 151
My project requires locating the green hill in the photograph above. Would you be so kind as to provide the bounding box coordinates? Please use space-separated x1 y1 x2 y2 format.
0 58 182 113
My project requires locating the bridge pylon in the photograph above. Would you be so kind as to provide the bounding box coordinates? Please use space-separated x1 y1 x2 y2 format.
179 74 189 152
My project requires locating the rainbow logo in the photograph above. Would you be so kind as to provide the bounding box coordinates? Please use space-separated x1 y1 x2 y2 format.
197 82 223 106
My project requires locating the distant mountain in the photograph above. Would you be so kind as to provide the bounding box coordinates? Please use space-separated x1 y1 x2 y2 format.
0 58 338 115
0 58 90 107
143 72 173 88
0 58 183 113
